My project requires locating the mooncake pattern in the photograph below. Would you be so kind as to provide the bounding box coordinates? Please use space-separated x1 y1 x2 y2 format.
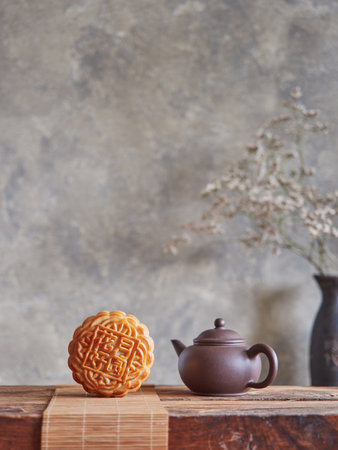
68 311 154 397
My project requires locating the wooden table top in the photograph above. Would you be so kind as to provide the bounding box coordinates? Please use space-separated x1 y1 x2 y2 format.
1 385 338 449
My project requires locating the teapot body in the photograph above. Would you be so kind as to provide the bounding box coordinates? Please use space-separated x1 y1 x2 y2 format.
172 319 278 395
178 344 261 395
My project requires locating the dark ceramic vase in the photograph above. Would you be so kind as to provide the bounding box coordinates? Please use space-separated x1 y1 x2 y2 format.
310 275 338 386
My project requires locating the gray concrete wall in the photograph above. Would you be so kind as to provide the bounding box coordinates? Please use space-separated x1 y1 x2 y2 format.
0 0 338 386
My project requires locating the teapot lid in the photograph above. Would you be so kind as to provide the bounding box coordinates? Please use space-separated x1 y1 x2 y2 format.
193 318 245 345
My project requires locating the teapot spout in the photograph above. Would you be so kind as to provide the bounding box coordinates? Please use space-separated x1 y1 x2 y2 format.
171 339 186 357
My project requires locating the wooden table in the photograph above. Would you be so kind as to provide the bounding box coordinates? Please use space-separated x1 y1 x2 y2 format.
0 385 337 449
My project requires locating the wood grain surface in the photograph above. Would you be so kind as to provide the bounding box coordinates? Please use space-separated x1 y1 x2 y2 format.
156 385 338 449
0 386 54 450
0 385 337 449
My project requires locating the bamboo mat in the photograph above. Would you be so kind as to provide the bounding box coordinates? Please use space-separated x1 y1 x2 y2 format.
41 385 168 449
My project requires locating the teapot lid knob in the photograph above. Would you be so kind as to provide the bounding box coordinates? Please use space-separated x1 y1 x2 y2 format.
214 318 225 328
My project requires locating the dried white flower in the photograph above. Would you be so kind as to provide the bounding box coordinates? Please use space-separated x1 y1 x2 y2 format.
201 182 220 196
308 227 320 238
290 86 302 99
332 228 338 238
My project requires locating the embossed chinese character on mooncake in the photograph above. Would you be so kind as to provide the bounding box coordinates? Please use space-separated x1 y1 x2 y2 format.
68 311 154 397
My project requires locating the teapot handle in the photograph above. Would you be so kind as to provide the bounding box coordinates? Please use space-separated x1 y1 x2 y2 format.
246 343 278 389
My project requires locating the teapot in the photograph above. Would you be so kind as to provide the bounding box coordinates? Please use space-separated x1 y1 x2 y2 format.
171 318 278 395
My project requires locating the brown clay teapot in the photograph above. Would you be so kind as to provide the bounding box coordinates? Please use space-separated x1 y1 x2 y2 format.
171 318 278 395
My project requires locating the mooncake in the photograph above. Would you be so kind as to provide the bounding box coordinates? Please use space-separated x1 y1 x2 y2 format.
68 311 154 397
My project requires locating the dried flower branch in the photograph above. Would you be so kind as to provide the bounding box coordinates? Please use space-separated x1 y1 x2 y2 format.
164 88 338 275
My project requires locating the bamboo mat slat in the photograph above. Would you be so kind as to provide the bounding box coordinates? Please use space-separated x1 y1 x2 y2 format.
41 385 168 450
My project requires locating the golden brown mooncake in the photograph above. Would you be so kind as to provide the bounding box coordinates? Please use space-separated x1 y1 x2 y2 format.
68 311 154 397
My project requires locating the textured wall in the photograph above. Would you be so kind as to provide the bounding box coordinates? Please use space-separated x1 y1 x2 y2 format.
1 0 338 386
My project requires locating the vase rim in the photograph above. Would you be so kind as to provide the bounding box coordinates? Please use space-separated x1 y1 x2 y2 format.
313 274 338 280
313 274 338 290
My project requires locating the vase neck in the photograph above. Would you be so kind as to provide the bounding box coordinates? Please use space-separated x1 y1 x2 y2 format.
314 275 338 302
